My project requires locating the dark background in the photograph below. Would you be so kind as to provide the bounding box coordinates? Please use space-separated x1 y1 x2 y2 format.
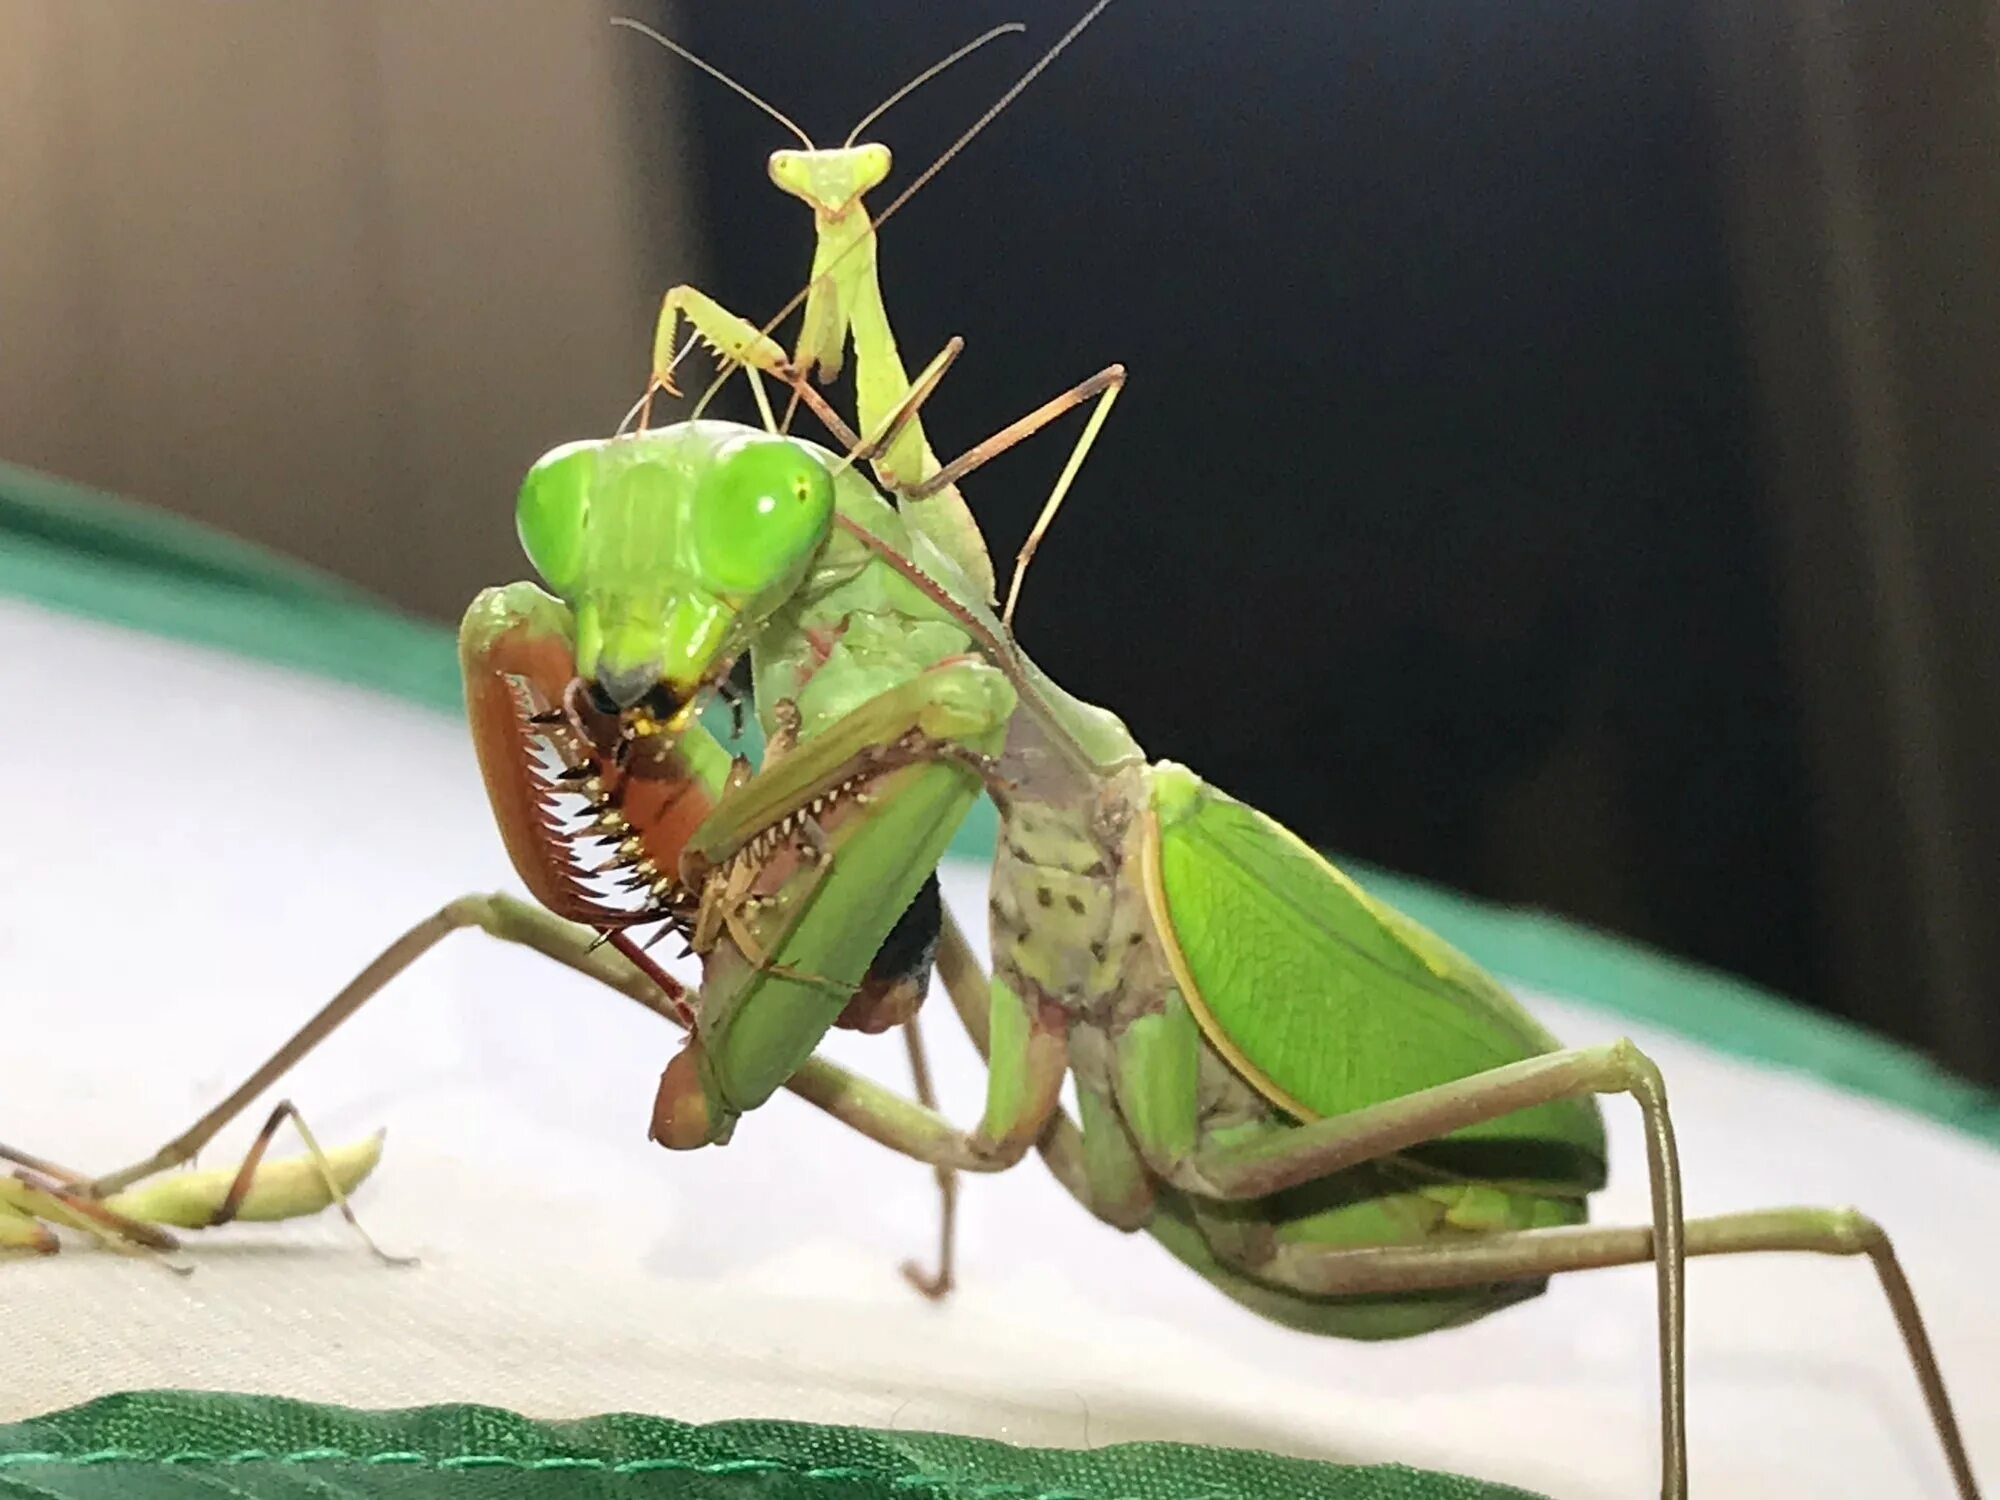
664 5 1813 1007
6 1 1994 1086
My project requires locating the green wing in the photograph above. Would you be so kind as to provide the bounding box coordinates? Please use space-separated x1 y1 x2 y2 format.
1144 762 1606 1194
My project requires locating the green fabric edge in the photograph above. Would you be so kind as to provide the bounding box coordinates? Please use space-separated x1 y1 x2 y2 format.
0 1391 1544 1500
3 460 1994 1149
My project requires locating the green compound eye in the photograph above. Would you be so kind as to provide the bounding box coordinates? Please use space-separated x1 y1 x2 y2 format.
692 436 835 595
515 439 597 595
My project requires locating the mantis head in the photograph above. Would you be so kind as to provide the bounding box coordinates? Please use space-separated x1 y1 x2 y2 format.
515 421 835 717
767 144 892 220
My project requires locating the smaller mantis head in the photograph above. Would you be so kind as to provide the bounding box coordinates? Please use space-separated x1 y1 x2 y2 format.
515 421 835 715
767 144 892 220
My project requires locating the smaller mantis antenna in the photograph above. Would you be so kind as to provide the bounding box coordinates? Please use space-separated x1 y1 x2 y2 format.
864 0 1115 260
609 17 816 150
843 22 1027 149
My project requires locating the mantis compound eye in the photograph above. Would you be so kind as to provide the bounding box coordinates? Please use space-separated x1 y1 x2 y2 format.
852 142 892 192
515 439 596 595
691 435 835 596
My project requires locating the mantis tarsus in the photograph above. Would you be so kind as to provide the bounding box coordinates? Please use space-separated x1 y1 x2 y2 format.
12 8 1986 1500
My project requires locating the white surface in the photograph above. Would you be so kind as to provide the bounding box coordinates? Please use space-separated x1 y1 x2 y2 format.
0 596 1995 1498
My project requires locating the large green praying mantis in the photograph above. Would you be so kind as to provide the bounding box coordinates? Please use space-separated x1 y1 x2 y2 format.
9 9 1983 1500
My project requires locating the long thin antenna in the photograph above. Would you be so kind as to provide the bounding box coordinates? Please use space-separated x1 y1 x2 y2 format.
610 17 815 149
864 0 1115 261
665 0 1118 403
844 22 1027 149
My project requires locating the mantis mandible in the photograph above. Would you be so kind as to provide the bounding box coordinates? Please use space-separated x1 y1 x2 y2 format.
13 9 1986 1500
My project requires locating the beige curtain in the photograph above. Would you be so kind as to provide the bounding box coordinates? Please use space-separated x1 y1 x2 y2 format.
1700 0 2000 1080
0 0 699 622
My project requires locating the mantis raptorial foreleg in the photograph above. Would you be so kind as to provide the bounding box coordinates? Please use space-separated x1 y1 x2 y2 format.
70 660 1013 1252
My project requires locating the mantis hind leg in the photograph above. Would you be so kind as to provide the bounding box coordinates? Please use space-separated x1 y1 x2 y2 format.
1214 1206 1978 1500
1145 1039 1976 1500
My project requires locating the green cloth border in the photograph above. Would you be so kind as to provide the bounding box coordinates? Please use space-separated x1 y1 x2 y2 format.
0 1391 1544 1500
3 460 1994 1148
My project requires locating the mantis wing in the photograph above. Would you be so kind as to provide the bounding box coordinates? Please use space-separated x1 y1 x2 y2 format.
1141 762 1607 1195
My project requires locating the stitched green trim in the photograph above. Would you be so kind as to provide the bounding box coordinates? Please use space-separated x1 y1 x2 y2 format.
0 1447 1083 1494
0 1392 1545 1500
4 461 1995 1148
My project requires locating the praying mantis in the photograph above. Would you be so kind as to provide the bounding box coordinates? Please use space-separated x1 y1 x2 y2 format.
5 8 1985 1500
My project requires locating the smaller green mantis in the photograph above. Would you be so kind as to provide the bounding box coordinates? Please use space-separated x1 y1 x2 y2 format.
619 9 1123 619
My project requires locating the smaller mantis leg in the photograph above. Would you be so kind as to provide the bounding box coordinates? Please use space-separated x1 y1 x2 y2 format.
0 1172 179 1255
841 338 965 476
744 362 780 436
909 364 1127 505
793 273 847 389
868 361 1128 624
991 369 1126 627
824 236 996 602
651 285 793 399
895 1012 959 1299
779 376 866 455
644 279 1000 600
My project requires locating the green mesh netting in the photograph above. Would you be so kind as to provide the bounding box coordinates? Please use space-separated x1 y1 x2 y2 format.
0 1394 1545 1500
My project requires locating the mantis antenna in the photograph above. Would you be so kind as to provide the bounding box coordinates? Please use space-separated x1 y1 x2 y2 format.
645 0 1120 413
612 16 1027 155
607 18 813 149
843 23 1028 148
